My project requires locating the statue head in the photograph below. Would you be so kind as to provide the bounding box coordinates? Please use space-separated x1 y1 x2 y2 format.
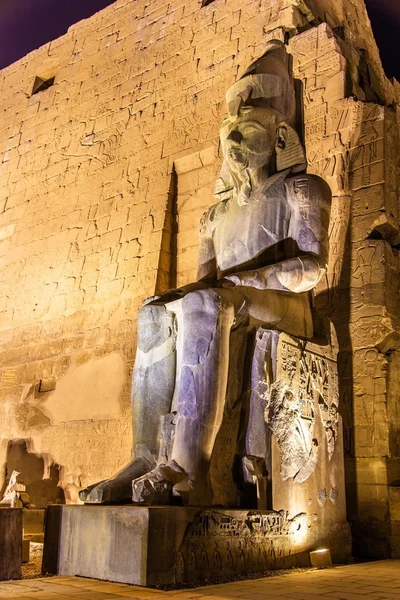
218 40 306 203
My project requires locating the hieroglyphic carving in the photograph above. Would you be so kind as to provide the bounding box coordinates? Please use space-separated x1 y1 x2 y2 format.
175 508 314 584
265 334 339 482
266 378 318 483
301 351 339 459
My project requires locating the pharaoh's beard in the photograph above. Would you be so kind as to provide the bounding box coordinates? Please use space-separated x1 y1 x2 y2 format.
225 147 250 205
229 167 252 206
230 162 274 206
225 143 275 205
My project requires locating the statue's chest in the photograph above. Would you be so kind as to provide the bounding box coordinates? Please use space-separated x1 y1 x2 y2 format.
212 191 290 272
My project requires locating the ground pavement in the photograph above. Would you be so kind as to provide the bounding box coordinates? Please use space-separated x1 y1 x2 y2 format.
0 560 399 600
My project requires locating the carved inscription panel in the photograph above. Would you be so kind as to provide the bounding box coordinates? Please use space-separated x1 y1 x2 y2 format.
265 333 339 483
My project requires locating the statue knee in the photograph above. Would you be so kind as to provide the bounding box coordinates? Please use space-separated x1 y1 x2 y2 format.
181 288 222 320
180 289 226 366
137 304 174 353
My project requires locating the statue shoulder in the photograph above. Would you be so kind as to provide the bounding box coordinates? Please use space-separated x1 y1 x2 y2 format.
285 173 332 208
285 173 332 255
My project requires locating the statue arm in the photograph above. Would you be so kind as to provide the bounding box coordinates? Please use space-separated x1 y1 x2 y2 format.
222 175 331 294
221 254 325 293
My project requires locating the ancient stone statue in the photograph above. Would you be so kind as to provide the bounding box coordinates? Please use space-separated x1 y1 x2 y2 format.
80 40 332 506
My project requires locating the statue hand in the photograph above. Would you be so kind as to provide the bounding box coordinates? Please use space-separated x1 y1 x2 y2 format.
217 277 237 288
141 281 212 306
141 291 183 306
220 269 266 289
141 294 162 307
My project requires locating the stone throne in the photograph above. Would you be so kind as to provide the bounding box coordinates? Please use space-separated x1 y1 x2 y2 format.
210 318 341 504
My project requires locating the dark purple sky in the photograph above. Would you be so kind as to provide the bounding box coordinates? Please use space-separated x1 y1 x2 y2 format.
0 0 115 70
364 0 400 81
0 0 399 80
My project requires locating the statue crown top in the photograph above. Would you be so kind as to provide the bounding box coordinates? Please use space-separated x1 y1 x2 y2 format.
226 40 296 127
218 41 306 199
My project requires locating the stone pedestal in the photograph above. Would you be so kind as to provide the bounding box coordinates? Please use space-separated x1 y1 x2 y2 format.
0 508 22 581
43 505 350 587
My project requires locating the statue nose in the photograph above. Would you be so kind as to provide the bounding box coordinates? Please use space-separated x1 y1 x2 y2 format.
227 129 243 144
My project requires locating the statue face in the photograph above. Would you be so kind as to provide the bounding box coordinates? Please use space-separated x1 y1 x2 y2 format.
220 105 277 175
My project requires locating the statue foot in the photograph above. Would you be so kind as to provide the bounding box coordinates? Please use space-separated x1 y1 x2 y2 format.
79 456 155 504
132 460 188 505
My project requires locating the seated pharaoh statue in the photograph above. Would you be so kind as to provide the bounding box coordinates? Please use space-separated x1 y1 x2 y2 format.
80 40 332 507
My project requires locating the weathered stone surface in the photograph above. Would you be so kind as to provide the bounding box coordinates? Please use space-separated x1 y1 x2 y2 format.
42 505 350 586
269 332 347 531
0 508 22 581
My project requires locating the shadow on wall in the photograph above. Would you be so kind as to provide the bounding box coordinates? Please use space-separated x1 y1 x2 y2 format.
0 439 65 508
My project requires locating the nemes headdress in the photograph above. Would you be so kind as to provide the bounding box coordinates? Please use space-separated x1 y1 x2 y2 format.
226 40 297 127
217 40 306 194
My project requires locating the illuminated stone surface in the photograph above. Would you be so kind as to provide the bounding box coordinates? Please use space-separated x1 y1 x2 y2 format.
0 0 398 559
43 504 350 586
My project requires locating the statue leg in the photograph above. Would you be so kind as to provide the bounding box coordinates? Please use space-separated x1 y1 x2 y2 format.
79 303 176 503
132 289 236 505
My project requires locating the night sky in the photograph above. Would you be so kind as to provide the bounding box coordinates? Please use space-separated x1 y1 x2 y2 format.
0 0 116 71
0 0 399 80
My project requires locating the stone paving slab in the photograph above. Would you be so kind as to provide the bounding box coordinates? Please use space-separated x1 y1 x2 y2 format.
0 560 399 600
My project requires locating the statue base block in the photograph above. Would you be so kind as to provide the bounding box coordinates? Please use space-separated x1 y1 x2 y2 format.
0 507 22 581
43 505 351 587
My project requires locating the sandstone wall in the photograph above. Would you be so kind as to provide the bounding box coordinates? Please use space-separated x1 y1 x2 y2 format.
288 24 400 558
0 0 398 557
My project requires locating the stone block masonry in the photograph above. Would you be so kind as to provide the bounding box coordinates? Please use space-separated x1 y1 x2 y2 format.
0 0 399 557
